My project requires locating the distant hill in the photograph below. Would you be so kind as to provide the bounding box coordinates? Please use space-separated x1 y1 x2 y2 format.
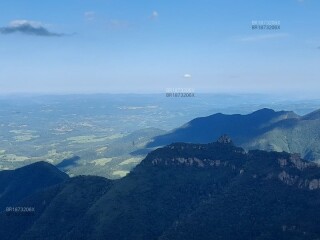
242 109 320 161
0 161 68 212
2 139 320 239
147 108 298 146
303 109 320 120
147 108 320 161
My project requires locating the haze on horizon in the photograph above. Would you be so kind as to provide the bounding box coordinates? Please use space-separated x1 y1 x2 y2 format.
0 0 319 95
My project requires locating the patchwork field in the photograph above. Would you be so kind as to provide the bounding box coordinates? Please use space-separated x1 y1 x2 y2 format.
1 94 319 178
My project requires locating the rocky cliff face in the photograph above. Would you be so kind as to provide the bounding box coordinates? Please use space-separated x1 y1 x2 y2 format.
276 153 320 190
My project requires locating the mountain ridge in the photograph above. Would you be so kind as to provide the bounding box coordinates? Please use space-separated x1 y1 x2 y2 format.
0 161 68 212
2 138 320 239
146 108 320 161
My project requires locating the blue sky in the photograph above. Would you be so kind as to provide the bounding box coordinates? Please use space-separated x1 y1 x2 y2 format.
0 0 319 94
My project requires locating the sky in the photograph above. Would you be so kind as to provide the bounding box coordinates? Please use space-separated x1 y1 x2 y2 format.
0 0 319 94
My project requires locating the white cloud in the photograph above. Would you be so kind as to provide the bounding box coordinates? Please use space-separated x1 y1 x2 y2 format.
150 11 159 20
107 20 130 29
183 74 192 79
237 33 288 42
84 11 96 21
9 20 42 28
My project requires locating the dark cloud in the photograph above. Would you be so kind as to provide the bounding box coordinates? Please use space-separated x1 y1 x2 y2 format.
0 20 64 37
